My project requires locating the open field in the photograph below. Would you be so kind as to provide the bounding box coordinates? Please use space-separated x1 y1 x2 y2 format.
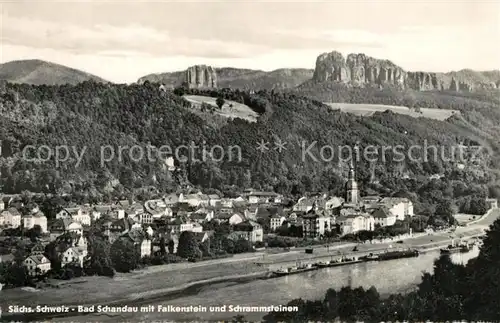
324 102 460 121
183 95 258 122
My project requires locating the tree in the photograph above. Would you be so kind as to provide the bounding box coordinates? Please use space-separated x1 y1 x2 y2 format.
84 235 114 277
167 239 175 254
27 225 42 242
159 236 166 255
234 238 253 253
110 238 139 273
216 96 225 109
177 231 200 258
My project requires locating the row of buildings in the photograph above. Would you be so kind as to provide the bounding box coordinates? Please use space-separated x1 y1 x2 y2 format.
1 165 420 276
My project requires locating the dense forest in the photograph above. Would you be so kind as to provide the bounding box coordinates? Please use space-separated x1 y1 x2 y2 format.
1 81 499 219
263 217 500 322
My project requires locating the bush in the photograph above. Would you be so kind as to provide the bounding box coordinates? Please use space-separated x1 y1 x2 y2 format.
254 241 265 248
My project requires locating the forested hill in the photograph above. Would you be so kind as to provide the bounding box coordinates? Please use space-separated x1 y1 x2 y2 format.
0 81 499 217
0 60 109 85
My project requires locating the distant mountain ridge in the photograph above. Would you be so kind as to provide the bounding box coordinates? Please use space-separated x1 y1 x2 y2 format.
138 66 314 91
138 51 500 93
2 55 499 93
0 59 109 85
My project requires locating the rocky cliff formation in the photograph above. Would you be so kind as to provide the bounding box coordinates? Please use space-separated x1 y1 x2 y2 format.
312 51 500 92
313 51 406 87
185 65 218 89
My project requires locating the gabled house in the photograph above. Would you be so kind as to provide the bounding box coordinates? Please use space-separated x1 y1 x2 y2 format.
91 204 113 220
24 254 51 276
56 207 91 226
372 207 397 227
104 216 138 243
336 213 375 235
49 218 84 240
232 220 263 243
217 212 245 225
61 247 85 267
30 243 46 255
1 208 22 228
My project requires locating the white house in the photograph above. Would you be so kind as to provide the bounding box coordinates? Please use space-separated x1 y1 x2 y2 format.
24 254 51 276
233 220 264 243
336 213 375 235
378 197 414 220
270 214 286 231
57 207 91 226
179 192 210 207
245 191 281 204
372 207 397 227
23 211 48 233
217 212 245 225
61 247 85 267
1 208 21 228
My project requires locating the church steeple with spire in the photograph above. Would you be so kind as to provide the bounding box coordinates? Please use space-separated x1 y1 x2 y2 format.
345 159 359 205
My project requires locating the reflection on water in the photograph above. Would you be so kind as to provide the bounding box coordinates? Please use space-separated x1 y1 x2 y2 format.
64 247 480 322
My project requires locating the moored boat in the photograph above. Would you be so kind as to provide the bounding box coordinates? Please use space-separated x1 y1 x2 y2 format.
378 249 419 261
440 239 471 255
271 262 317 277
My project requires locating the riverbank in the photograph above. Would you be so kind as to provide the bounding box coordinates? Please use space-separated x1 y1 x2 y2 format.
1 209 497 322
0 234 477 322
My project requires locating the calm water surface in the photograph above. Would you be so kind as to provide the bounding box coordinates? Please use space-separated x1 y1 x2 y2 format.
64 247 480 322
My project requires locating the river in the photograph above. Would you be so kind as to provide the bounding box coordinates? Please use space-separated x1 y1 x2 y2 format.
58 246 480 322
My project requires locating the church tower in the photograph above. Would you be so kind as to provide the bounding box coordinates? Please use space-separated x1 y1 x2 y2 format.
345 159 359 205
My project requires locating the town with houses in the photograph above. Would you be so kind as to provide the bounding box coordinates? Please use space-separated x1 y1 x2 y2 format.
0 163 435 279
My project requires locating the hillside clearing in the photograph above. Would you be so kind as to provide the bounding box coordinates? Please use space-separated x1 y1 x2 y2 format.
324 102 460 121
183 95 258 123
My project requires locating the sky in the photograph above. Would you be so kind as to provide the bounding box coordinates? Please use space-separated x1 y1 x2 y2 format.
1 1 499 83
